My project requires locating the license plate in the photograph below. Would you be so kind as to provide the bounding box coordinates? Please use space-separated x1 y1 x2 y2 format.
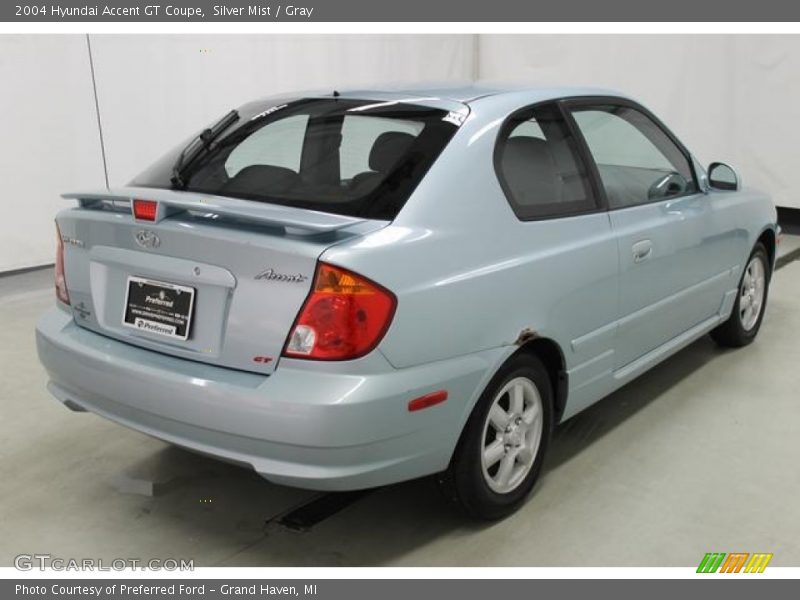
122 276 195 341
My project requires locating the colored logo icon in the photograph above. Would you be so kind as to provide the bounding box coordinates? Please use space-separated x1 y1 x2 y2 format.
697 552 773 573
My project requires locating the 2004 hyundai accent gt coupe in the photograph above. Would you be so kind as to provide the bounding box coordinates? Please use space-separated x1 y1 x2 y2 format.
36 86 777 519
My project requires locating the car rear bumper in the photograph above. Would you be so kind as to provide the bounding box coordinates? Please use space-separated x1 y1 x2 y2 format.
36 308 496 490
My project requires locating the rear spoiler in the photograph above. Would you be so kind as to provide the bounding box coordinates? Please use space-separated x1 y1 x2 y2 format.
62 187 367 235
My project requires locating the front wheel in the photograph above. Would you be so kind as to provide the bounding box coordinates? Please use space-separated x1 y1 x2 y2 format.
437 354 553 520
711 242 771 348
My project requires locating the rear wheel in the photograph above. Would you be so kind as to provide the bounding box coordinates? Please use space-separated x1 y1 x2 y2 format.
711 242 770 348
437 354 553 520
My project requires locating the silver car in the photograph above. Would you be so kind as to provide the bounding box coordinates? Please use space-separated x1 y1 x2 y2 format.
36 86 777 519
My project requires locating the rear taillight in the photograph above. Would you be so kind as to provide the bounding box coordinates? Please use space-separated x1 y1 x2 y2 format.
133 199 158 221
55 223 69 305
283 263 396 360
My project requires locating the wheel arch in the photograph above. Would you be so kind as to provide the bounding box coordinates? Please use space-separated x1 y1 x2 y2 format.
756 227 776 274
512 336 569 424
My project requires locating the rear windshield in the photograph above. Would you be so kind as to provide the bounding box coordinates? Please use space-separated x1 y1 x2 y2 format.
131 98 461 220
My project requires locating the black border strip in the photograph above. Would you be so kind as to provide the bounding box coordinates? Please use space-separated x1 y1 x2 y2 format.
268 490 376 532
778 206 800 235
776 246 800 271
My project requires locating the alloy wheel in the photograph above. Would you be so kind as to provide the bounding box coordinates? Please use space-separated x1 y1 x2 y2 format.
740 255 766 331
480 376 544 494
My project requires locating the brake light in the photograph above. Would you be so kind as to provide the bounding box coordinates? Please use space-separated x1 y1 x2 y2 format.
133 199 158 221
283 263 396 360
55 223 69 305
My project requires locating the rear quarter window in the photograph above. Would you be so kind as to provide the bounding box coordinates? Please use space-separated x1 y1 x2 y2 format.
494 103 599 220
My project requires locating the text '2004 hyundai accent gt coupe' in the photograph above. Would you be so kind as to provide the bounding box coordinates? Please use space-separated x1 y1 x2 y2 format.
36 86 777 519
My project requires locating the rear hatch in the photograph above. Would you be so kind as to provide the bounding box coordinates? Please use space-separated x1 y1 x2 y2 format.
57 187 385 375
56 95 465 374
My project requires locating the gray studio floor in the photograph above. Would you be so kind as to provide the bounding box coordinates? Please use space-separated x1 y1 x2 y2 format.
2 244 799 568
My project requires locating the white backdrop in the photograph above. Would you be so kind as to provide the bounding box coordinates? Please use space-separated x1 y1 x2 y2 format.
479 35 800 212
0 36 106 273
2 34 799 272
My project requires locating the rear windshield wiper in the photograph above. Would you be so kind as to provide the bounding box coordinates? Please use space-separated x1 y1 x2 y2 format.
171 109 240 189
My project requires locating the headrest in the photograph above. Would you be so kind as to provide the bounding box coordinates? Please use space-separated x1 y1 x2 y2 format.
502 137 554 168
222 164 298 195
369 132 416 173
501 137 560 204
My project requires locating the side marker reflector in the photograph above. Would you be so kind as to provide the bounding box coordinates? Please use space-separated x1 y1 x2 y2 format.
408 390 448 412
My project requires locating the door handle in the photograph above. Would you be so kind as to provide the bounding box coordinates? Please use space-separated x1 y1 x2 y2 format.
632 239 653 263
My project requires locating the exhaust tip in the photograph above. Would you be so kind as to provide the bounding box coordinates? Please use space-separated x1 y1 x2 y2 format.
62 399 87 413
46 381 87 412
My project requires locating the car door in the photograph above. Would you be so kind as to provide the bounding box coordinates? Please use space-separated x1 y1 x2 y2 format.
566 100 731 370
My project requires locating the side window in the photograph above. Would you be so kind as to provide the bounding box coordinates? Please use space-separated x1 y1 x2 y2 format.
495 103 598 220
570 105 698 209
225 114 309 176
339 115 424 181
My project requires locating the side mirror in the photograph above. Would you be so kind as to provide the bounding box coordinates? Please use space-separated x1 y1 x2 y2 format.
708 162 740 191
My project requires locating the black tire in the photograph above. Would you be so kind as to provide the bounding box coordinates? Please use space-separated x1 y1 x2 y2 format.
436 353 553 520
710 242 771 348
